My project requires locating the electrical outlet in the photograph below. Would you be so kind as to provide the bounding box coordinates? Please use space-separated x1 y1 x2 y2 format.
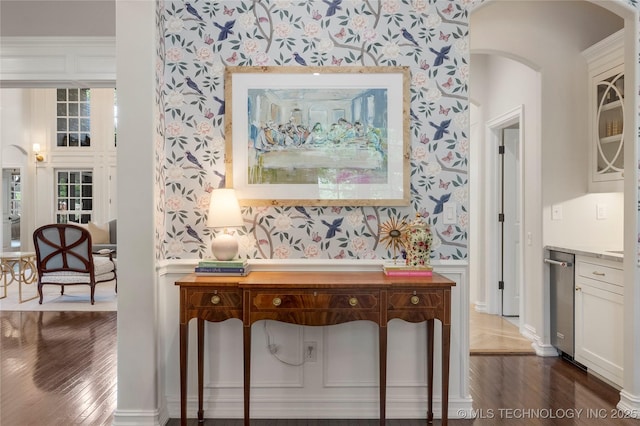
304 341 317 362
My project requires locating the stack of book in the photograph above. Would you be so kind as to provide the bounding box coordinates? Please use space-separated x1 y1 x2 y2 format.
382 262 433 277
195 259 251 276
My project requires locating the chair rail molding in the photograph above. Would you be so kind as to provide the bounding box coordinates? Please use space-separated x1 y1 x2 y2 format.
0 36 115 87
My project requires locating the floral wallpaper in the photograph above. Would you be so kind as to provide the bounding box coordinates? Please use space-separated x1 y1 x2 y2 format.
159 0 472 261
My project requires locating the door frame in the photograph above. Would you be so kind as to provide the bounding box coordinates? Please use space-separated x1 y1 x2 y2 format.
484 105 525 320
2 151 28 250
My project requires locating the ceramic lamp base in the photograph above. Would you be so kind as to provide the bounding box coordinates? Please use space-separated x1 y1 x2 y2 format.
211 233 239 261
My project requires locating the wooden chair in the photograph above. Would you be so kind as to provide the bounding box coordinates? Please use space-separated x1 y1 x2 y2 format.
33 224 117 305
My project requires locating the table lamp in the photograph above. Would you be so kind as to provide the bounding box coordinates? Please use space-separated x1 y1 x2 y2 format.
207 188 243 260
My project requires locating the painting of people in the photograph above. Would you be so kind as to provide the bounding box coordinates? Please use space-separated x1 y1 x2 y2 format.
247 87 388 186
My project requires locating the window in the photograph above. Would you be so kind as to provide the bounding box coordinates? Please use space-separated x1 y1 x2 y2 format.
56 170 93 224
56 88 91 147
9 170 21 216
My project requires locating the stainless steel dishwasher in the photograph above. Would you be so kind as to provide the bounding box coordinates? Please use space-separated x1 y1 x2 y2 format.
545 250 576 360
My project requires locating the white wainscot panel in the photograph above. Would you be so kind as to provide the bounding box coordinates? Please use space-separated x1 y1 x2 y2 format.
204 320 243 388
1 54 67 74
205 320 305 388
0 37 116 85
387 320 428 388
76 54 117 74
247 321 305 387
324 321 379 387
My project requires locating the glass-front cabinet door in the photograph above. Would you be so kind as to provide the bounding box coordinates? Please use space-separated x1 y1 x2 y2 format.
583 29 624 192
594 66 624 182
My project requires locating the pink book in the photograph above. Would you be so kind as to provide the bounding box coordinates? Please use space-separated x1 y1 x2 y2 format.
384 270 433 277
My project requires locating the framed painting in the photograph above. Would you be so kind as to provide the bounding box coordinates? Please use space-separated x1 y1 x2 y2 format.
224 66 410 206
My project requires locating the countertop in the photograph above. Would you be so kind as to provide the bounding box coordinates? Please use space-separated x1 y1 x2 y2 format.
545 245 623 263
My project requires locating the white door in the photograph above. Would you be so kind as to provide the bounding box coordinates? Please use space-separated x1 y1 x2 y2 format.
500 125 520 316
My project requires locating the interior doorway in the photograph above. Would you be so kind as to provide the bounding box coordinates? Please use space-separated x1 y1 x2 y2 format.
470 106 526 354
499 124 521 317
2 168 22 251
486 106 524 321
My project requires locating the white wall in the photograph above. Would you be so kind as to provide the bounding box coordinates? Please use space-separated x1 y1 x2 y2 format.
0 88 117 251
469 54 542 327
113 1 159 424
1 89 33 249
470 0 624 350
468 103 482 307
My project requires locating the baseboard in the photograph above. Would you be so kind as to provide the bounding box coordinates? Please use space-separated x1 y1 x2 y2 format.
617 389 640 418
164 394 474 419
111 408 166 426
522 324 558 357
473 301 487 313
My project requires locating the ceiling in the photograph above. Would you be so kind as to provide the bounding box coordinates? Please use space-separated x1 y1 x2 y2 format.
0 0 115 37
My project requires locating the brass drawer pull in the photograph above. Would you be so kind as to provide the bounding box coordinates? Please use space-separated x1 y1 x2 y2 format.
272 297 282 307
410 295 420 305
575 287 582 291
592 271 606 276
349 297 358 307
210 295 221 305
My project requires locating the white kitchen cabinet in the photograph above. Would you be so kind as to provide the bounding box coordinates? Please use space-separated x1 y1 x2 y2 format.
574 255 624 387
583 29 624 192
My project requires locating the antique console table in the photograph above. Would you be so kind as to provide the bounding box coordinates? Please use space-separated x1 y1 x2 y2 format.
175 270 455 425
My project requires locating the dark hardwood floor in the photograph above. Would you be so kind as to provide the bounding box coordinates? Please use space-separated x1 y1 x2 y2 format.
1 311 637 425
1 311 117 426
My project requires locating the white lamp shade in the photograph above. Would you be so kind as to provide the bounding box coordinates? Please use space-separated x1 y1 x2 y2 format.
207 189 243 228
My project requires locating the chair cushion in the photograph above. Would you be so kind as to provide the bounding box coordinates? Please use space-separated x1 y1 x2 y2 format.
40 256 116 284
88 221 110 244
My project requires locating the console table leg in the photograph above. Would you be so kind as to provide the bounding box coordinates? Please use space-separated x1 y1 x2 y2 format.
179 323 188 426
379 325 387 426
441 323 451 426
243 325 251 426
198 318 205 423
426 319 434 424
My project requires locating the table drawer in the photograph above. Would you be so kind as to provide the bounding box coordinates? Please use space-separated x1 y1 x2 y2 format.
387 289 446 323
187 289 243 309
182 288 243 323
251 290 379 311
250 290 381 325
388 290 444 309
577 261 623 286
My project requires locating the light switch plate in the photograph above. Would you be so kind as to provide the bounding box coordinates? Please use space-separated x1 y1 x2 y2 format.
443 202 457 224
596 203 607 220
551 205 563 221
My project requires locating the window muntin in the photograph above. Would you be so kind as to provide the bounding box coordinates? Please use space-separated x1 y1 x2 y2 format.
56 88 91 147
56 170 93 224
9 170 21 216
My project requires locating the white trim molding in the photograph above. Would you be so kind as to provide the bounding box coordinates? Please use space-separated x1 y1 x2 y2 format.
110 408 167 426
617 389 640 419
0 37 116 87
